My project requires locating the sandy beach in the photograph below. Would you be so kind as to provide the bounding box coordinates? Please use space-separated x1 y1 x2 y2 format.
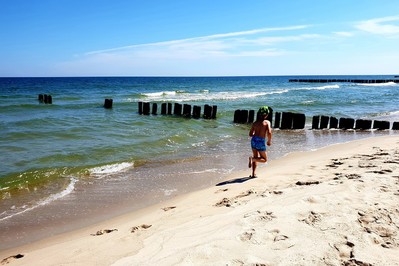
1 135 399 266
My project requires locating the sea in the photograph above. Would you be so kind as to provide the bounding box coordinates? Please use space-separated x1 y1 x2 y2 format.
1 75 399 249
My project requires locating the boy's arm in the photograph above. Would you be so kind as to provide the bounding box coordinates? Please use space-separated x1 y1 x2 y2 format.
249 124 255 137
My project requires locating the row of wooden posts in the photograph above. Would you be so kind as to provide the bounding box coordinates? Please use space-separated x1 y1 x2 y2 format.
44 96 398 130
234 109 399 130
38 94 53 104
234 109 306 129
311 115 399 130
138 102 217 119
289 79 399 84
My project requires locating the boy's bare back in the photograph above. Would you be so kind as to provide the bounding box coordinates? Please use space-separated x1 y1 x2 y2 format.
249 120 271 139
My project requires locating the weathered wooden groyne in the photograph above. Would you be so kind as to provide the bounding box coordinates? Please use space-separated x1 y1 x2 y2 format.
234 108 306 130
138 102 217 119
233 108 399 130
311 115 399 130
289 79 399 83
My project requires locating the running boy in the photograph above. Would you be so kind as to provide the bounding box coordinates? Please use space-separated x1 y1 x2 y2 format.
248 106 272 178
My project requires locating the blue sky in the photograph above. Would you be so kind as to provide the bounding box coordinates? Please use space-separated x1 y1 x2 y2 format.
1 0 399 77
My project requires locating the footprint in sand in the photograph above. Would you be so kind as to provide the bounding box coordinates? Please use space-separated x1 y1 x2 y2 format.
214 197 234 207
238 227 294 249
357 208 399 248
333 239 355 259
214 190 256 208
131 224 152 233
244 210 276 223
331 236 375 265
1 254 24 265
239 229 255 242
271 229 295 250
91 229 118 236
299 211 322 226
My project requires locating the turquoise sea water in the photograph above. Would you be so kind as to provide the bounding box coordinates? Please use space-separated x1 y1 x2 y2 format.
1 76 399 249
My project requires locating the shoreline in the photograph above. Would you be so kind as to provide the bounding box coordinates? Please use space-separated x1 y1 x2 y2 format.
1 135 399 265
3 129 390 251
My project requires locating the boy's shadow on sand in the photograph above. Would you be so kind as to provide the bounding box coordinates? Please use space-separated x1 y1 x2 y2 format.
216 176 255 186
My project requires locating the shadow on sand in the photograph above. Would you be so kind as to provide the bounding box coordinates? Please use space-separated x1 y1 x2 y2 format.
216 176 255 186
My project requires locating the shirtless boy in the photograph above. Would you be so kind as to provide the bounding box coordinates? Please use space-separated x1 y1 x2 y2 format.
248 106 272 178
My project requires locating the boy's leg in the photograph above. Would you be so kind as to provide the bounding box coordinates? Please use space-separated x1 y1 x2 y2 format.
252 151 267 163
251 151 267 177
251 149 259 177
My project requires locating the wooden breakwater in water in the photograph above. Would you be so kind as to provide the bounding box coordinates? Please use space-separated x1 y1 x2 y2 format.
233 108 399 131
289 79 399 83
138 102 217 119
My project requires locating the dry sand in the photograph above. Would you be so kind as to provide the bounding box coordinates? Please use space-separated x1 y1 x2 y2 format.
1 135 399 266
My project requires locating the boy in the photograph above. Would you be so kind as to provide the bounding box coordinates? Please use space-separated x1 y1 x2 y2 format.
248 106 272 178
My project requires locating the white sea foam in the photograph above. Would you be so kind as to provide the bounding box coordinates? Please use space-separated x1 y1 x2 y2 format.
0 177 77 221
358 82 397 87
142 91 178 97
299 84 340 91
141 89 288 102
89 162 133 176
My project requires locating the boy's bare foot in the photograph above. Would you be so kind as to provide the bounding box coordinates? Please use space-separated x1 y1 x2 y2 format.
248 157 252 168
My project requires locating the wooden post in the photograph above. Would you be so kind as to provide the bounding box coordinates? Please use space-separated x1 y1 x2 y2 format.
234 110 240 123
373 120 390 130
274 112 281 128
339 118 354 130
211 105 217 119
280 112 293 129
312 116 320 129
143 102 150 115
138 102 143 114
104 98 113 109
240 110 249 123
329 117 338 129
152 103 158 115
267 107 273 127
292 113 306 129
320 116 329 129
248 110 255 124
355 119 372 130
192 105 201 119
161 103 167 115
174 103 182 116
167 103 172 115
203 104 212 119
392 122 399 130
183 104 191 118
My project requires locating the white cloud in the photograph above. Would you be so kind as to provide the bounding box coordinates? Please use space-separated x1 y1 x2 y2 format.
84 25 311 57
333 31 354 37
355 16 399 35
